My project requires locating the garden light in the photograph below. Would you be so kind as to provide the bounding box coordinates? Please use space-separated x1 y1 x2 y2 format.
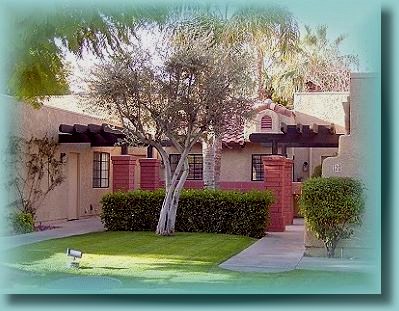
66 248 83 268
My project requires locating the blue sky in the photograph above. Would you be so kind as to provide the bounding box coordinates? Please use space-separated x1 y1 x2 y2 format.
278 0 380 71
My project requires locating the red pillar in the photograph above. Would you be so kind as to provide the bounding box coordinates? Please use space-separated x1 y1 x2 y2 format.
139 158 161 190
283 159 294 225
111 155 136 192
263 155 294 232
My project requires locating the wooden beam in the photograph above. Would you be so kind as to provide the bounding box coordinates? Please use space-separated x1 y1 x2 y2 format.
59 124 74 133
296 123 303 134
310 123 319 134
280 122 287 134
249 131 341 148
272 140 278 154
73 124 88 134
328 123 336 134
88 124 102 134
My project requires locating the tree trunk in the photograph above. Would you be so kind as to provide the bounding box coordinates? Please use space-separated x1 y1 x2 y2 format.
202 134 223 190
202 135 216 189
256 47 266 99
156 155 189 236
213 137 223 189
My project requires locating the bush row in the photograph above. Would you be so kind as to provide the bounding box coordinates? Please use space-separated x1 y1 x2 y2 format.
101 189 274 238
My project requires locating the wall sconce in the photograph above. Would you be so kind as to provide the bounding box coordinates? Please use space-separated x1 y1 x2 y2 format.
60 153 67 163
302 161 309 172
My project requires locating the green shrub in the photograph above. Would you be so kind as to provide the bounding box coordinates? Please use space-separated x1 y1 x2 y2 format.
101 189 274 238
311 164 322 178
10 211 34 234
299 177 364 257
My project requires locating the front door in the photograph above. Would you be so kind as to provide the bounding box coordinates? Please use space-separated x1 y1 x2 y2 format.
67 152 80 220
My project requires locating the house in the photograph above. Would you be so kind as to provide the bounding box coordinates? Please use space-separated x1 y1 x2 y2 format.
8 88 349 225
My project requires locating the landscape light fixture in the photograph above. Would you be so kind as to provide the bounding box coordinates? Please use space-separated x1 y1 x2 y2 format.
66 248 83 268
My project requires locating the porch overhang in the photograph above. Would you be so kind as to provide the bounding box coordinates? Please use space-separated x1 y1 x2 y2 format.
58 123 125 147
249 123 342 154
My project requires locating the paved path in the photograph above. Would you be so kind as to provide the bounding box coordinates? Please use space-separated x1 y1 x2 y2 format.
220 218 305 273
219 218 375 273
0 217 105 250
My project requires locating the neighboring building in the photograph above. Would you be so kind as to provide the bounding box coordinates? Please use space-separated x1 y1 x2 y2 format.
11 89 348 225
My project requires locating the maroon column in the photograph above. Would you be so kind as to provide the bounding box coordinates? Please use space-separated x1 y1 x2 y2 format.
283 158 294 225
111 155 136 192
263 155 287 232
139 158 161 190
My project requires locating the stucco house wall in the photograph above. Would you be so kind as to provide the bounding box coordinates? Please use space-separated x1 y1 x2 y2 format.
291 92 348 181
304 73 379 258
14 99 124 225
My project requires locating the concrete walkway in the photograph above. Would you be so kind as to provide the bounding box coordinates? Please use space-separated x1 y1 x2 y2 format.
0 217 105 250
220 218 305 273
219 218 374 273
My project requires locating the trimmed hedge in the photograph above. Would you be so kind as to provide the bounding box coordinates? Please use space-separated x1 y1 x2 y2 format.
101 189 274 238
299 177 364 257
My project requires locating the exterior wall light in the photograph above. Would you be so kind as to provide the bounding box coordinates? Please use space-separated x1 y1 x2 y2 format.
302 161 309 172
60 153 67 163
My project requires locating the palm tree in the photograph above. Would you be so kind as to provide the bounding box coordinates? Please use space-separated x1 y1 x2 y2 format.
276 25 359 98
219 6 299 99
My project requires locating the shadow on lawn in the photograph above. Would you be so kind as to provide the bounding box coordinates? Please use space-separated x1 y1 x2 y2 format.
79 266 129 270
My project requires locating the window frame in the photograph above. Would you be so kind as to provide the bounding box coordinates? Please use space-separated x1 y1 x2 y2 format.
93 152 110 188
251 153 272 181
169 153 203 180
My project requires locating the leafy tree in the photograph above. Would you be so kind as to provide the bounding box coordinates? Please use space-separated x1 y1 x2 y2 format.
85 31 253 235
172 4 298 188
3 1 171 107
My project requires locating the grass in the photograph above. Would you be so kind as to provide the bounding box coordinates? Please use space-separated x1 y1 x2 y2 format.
2 231 374 294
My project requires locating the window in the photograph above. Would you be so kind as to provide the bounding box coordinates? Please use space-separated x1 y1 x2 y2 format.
93 152 110 188
170 154 203 180
261 115 273 131
251 154 271 181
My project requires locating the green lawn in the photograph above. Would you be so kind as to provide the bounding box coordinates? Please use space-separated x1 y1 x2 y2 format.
3 232 373 294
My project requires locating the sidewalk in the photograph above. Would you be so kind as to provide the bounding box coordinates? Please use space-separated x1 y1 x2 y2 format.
219 218 374 273
219 218 305 273
0 217 105 250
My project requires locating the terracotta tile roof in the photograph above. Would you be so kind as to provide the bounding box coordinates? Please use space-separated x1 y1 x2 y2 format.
222 114 246 146
221 100 294 146
252 99 295 118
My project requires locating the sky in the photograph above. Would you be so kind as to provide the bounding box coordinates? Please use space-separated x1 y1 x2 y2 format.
64 0 380 93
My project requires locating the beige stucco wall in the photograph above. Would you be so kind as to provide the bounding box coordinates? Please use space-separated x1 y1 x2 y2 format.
159 143 295 183
289 92 349 182
13 99 125 224
305 73 379 258
293 92 349 134
244 109 295 139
